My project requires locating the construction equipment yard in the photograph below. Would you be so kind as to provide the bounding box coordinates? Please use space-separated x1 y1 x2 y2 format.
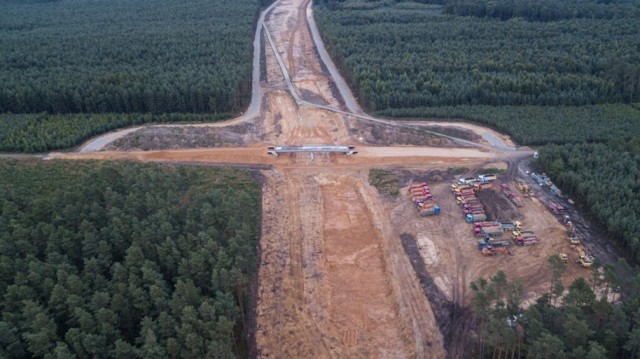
45 0 619 357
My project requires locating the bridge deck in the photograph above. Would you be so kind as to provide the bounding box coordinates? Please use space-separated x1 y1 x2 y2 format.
268 145 356 155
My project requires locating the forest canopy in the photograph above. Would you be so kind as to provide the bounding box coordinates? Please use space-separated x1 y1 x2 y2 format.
468 266 640 358
314 0 640 109
0 160 262 357
0 0 259 115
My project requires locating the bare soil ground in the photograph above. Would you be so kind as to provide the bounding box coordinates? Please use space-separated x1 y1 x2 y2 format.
378 166 596 357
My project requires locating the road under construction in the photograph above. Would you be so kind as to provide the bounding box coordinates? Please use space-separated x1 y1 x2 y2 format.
44 0 614 357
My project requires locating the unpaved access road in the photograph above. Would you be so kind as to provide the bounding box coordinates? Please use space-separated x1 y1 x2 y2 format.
44 0 614 358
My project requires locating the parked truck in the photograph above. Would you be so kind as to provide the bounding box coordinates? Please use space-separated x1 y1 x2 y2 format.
459 197 480 204
474 182 493 190
548 201 565 214
466 212 488 222
463 204 484 211
458 177 477 185
420 205 441 216
498 221 521 231
517 236 540 246
512 230 534 239
478 238 512 250
478 174 498 182
474 221 499 228
480 225 504 238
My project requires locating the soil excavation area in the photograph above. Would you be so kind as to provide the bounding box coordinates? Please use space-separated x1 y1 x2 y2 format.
47 0 613 357
256 169 445 357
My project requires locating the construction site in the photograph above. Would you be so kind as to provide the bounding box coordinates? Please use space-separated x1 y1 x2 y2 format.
46 0 620 357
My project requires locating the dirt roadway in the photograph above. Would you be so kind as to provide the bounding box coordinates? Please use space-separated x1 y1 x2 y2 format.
256 169 446 358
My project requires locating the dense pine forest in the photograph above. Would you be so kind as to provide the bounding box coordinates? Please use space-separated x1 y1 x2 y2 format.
379 104 640 146
468 266 640 358
314 0 640 110
538 141 640 264
0 113 229 153
0 0 264 152
0 160 261 358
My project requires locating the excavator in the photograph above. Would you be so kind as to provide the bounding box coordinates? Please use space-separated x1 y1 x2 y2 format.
516 181 531 198
576 246 593 268
566 221 580 245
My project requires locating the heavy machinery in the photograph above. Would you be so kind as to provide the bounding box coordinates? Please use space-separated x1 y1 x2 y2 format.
565 221 580 244
478 225 503 238
478 239 512 257
464 208 485 215
576 246 593 268
501 184 522 207
451 184 471 192
512 230 534 240
420 205 441 216
516 181 531 198
410 183 429 189
478 174 497 182
458 177 477 185
517 236 540 246
498 221 521 232
548 201 565 214
466 212 488 222
411 182 440 217
560 253 568 263
459 197 480 204
474 182 493 190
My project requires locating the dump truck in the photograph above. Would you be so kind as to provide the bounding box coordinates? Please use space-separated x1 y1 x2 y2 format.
412 193 433 201
474 182 493 190
478 238 512 250
415 201 434 209
548 201 565 214
410 183 428 189
466 212 488 222
457 191 477 198
512 230 534 239
455 187 475 195
480 225 504 238
420 205 441 216
474 221 499 228
463 204 484 211
460 196 480 204
465 209 486 218
498 221 521 231
451 184 472 192
478 174 498 182
517 236 540 246
411 187 430 195
458 177 476 185
480 245 509 256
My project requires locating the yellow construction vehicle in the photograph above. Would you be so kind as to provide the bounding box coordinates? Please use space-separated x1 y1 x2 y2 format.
516 181 531 198
560 253 568 263
576 246 593 268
